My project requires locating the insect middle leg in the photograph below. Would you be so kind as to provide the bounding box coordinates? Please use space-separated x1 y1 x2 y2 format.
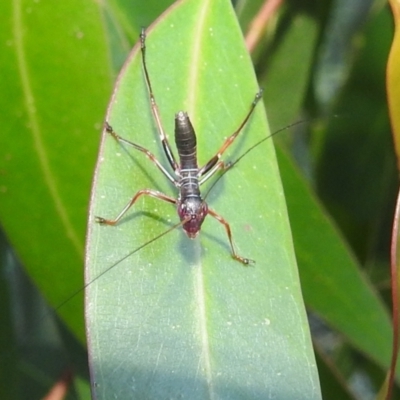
96 189 176 226
208 208 254 265
198 89 263 185
104 122 178 185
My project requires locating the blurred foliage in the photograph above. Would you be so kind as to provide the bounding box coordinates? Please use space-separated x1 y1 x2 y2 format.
0 0 398 398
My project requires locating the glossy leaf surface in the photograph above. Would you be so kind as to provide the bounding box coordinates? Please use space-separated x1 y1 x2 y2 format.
0 0 111 346
86 0 320 398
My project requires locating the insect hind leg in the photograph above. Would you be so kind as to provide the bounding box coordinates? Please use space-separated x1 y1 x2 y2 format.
140 28 179 174
198 90 263 184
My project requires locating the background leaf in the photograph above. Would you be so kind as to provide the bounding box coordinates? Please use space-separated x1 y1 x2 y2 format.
388 0 400 164
0 0 112 397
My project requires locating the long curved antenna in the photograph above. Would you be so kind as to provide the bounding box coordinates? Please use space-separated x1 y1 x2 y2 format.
41 220 187 328
203 120 309 200
82 219 187 307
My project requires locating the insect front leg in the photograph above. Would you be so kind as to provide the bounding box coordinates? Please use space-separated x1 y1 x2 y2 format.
208 209 254 266
96 189 176 226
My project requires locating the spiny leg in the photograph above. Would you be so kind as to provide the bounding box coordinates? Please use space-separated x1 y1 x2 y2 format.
208 209 254 266
105 122 178 185
140 28 179 174
96 189 176 226
198 90 263 184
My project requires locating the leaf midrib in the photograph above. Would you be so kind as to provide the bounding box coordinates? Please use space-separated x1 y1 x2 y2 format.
186 0 215 397
12 0 83 257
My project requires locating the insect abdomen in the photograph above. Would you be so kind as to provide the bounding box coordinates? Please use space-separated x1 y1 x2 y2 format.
175 111 197 170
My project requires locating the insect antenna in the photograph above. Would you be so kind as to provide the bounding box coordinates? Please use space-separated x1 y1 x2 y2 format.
203 119 309 200
0 220 187 369
64 219 188 315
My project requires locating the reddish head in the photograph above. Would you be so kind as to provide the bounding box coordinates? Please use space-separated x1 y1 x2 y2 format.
177 197 208 238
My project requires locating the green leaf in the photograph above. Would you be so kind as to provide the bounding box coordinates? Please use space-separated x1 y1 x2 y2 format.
86 0 321 398
0 0 112 345
264 14 318 131
277 146 394 376
102 0 176 71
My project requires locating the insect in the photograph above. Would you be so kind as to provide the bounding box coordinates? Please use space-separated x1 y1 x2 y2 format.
95 28 263 265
